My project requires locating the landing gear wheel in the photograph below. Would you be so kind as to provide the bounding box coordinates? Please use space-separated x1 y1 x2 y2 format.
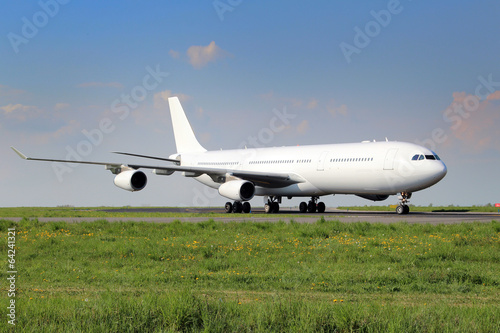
264 204 272 214
264 196 281 214
225 202 233 213
232 201 243 213
242 202 251 213
307 201 316 213
396 204 410 215
317 202 326 213
299 202 307 213
396 192 412 215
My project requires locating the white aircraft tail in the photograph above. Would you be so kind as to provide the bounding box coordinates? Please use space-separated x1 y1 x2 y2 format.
168 97 207 154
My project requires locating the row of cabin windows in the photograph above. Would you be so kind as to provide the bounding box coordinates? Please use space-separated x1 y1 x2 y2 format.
249 159 313 164
411 154 441 161
198 161 238 166
330 157 374 162
249 160 296 164
200 159 313 166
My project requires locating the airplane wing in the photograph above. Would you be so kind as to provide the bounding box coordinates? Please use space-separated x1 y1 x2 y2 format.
11 147 304 187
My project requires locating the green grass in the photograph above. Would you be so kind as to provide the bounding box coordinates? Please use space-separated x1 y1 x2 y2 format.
1 218 499 332
0 206 301 219
0 206 214 218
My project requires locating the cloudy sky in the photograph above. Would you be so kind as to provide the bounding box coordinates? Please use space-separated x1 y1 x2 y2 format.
1 1 499 207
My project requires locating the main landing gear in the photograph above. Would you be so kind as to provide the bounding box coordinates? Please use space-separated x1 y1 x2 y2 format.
299 197 325 213
264 196 281 214
225 201 251 213
396 192 411 215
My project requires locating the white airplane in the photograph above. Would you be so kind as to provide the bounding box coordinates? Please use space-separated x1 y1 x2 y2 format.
12 97 447 214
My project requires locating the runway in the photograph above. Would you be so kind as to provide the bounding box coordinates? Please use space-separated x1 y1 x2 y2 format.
4 208 498 224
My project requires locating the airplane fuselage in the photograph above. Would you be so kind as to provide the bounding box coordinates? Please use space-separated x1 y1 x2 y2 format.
178 141 447 198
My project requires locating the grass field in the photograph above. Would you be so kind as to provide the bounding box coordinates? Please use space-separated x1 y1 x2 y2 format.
1 215 499 332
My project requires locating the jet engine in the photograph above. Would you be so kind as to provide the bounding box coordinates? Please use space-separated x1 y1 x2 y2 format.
114 170 147 192
356 194 390 201
218 180 255 201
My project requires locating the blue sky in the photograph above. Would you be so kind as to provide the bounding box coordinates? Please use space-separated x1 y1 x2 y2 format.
1 0 499 207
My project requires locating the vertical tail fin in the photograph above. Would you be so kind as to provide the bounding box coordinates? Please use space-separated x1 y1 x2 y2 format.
168 97 207 154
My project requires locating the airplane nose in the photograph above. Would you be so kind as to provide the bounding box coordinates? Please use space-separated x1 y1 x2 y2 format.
434 161 447 181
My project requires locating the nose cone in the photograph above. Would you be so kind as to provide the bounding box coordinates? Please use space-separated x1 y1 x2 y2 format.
432 161 447 183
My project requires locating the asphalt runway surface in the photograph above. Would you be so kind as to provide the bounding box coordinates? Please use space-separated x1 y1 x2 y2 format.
5 207 498 224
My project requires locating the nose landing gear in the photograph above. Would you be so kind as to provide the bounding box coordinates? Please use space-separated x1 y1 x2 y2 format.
396 192 411 215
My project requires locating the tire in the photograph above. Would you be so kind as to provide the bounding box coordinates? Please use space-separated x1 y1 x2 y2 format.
232 201 243 213
225 202 233 213
272 202 279 213
396 205 404 215
242 202 251 213
299 202 307 213
307 201 316 213
264 204 272 214
317 202 326 213
403 205 410 214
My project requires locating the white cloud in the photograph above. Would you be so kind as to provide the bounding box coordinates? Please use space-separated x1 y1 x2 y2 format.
153 90 190 108
327 99 348 117
0 84 26 97
55 103 70 110
169 49 180 59
0 103 40 121
307 99 318 109
30 119 81 144
296 120 309 134
487 90 500 100
186 41 231 69
444 92 500 152
50 119 80 139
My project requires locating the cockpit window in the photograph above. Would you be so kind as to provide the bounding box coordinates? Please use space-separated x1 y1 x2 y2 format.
431 151 441 160
412 153 441 161
411 154 426 161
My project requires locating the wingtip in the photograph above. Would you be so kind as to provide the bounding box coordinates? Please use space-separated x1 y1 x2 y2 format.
11 147 28 160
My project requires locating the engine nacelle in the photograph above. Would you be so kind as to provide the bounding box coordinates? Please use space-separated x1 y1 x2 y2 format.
218 180 255 201
114 170 147 192
356 194 390 202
